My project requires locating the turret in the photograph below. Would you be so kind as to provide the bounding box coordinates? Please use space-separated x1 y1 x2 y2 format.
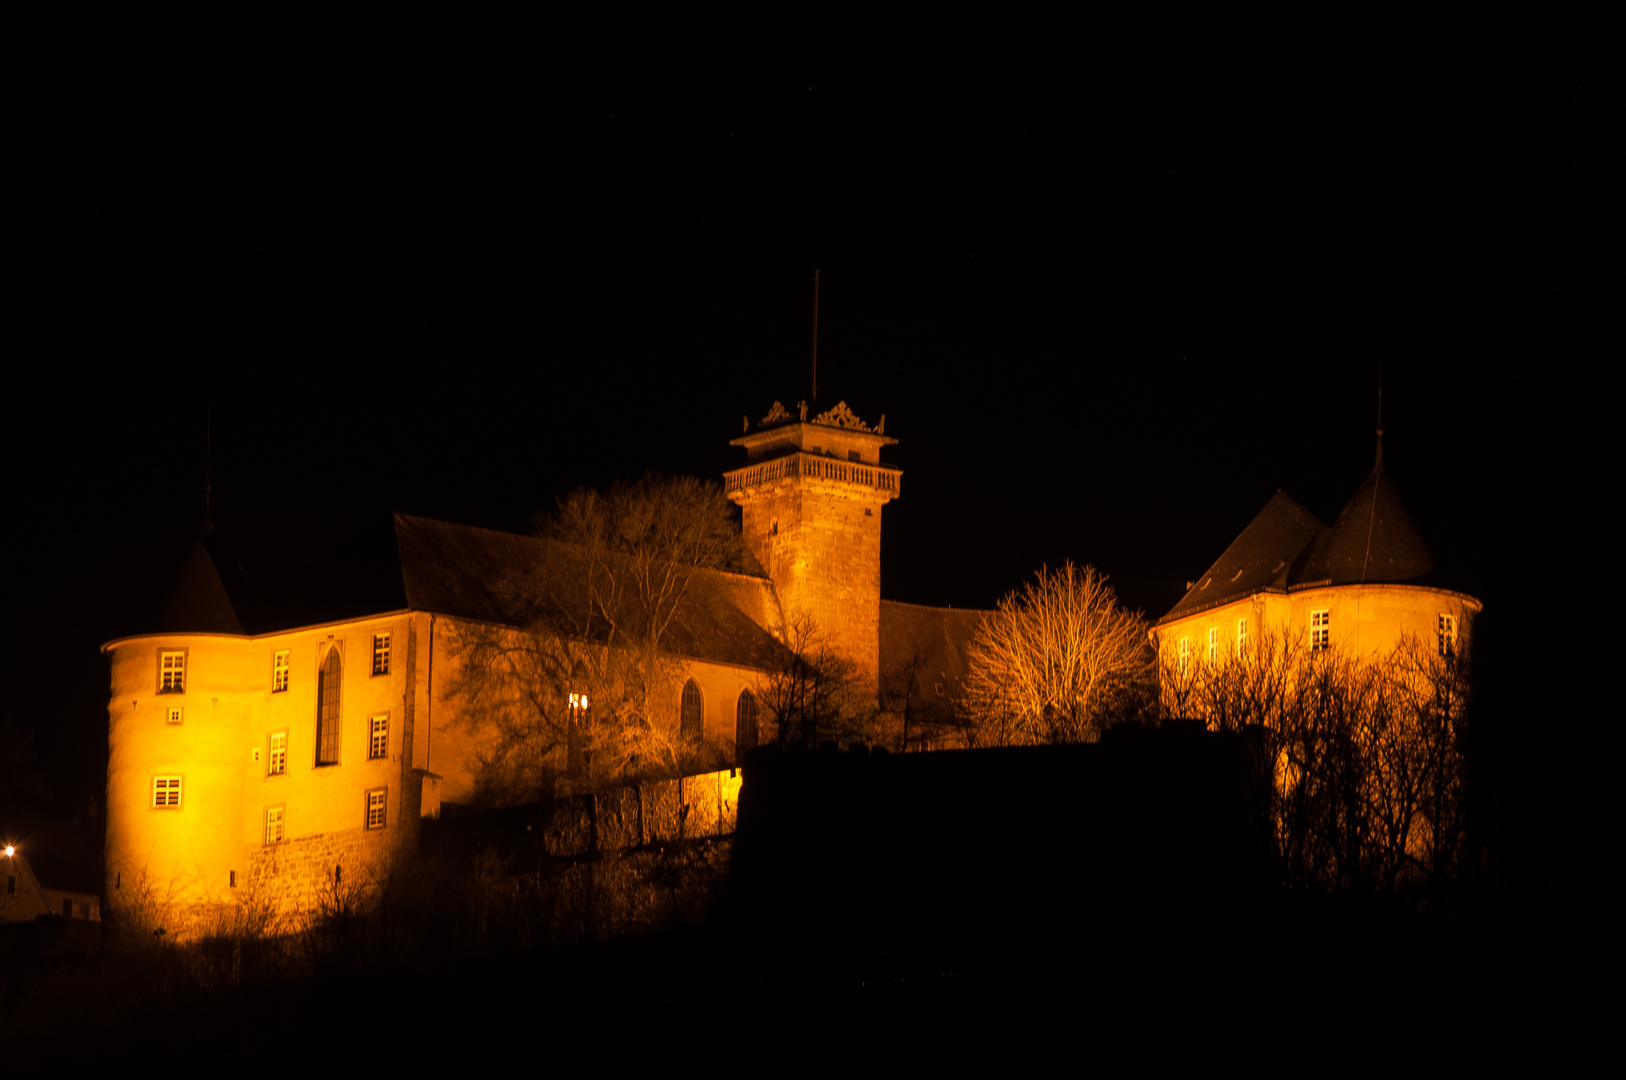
725 400 901 695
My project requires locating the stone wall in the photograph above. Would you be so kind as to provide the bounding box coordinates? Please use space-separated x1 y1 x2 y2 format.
244 825 395 920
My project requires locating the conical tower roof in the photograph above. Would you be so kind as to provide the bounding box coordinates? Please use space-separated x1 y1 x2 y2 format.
1299 444 1433 585
146 538 245 634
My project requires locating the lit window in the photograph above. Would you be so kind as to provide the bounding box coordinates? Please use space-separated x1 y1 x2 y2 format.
1178 638 1190 673
372 633 391 676
369 714 388 760
166 706 183 725
1438 614 1457 656
366 788 386 830
272 650 290 693
264 806 284 845
680 679 703 743
316 648 342 766
268 732 287 776
153 776 182 808
159 650 185 693
1237 618 1248 651
568 666 589 776
1207 627 1218 665
1311 610 1331 651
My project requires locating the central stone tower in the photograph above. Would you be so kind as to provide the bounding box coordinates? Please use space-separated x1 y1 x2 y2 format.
725 400 902 696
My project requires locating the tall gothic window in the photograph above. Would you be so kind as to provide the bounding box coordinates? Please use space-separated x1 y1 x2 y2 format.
736 689 758 762
316 647 342 766
680 679 703 744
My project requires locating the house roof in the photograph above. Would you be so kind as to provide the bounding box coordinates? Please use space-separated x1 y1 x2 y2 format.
140 538 245 635
1298 459 1434 585
879 600 989 722
1158 441 1445 625
1160 490 1329 623
393 513 791 671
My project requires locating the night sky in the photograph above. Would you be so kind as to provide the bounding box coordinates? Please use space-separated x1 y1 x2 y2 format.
3 10 1607 838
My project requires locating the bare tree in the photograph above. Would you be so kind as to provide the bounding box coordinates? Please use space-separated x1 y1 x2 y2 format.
1162 625 1473 896
960 562 1154 746
753 611 874 750
443 474 747 803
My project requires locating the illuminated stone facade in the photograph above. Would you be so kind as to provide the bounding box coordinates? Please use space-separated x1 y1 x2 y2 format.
102 401 974 935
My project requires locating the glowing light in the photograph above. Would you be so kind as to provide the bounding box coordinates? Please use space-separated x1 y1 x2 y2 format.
4 846 13 857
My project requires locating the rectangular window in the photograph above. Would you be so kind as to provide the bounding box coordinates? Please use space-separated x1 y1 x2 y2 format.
272 650 290 693
369 714 388 760
152 776 182 808
365 788 386 830
372 633 391 676
159 650 185 693
1438 614 1457 656
268 731 287 776
1310 610 1331 651
264 806 284 845
1207 627 1218 664
1237 618 1248 651
1178 637 1191 673
166 706 183 725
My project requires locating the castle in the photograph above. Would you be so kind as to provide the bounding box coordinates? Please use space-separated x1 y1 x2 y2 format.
100 400 981 927
101 403 1477 932
1151 434 1482 669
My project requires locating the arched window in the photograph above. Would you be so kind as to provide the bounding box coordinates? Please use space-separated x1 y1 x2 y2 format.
736 689 758 762
680 679 703 744
316 647 342 766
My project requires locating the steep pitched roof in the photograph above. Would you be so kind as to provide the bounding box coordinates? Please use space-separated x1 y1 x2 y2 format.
393 514 790 671
1298 460 1433 585
879 600 989 722
1160 491 1328 623
145 539 245 634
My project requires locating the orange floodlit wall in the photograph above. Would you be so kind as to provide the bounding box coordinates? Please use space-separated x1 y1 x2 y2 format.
1152 583 1481 672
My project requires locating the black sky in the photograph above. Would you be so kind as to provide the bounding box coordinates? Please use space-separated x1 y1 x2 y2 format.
2 10 1609 818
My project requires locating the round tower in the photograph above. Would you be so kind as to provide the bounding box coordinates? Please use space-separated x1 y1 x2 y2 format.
725 400 901 695
103 539 250 935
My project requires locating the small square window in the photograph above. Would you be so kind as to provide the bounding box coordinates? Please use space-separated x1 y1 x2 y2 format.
372 634 391 676
272 650 290 693
369 714 388 760
268 732 287 776
365 788 386 830
153 776 182 808
264 806 284 845
159 650 185 693
166 706 183 725
1310 610 1331 651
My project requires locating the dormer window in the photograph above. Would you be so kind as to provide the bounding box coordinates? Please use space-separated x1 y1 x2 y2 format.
159 650 185 693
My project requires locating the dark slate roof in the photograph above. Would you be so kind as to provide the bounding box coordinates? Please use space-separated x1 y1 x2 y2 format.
1299 461 1434 585
143 539 245 635
1160 491 1329 623
879 600 989 722
394 514 790 671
